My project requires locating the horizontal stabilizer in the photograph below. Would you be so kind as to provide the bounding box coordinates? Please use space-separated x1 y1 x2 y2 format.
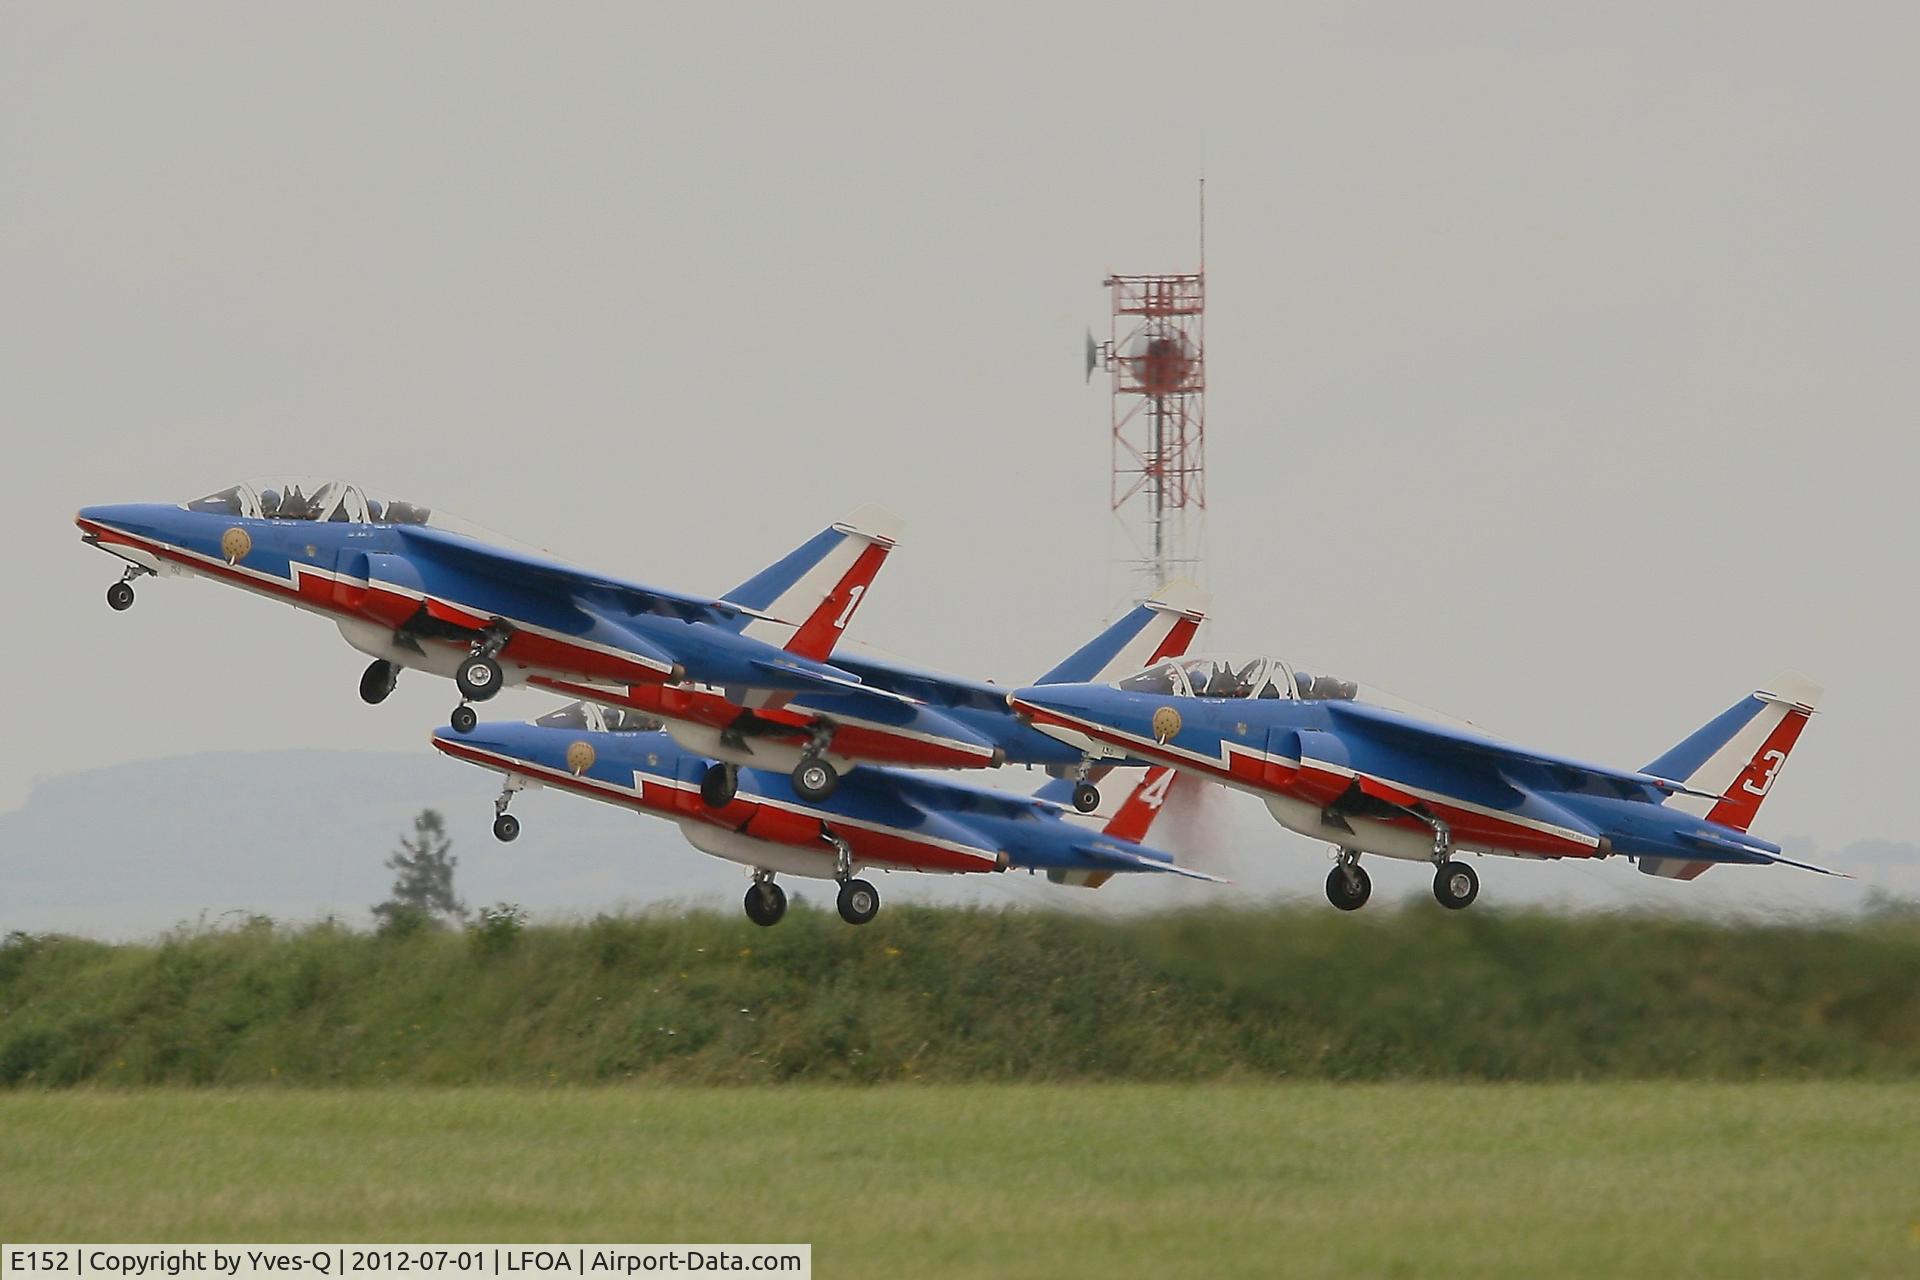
1637 857 1716 881
1756 851 1850 878
1071 839 1228 883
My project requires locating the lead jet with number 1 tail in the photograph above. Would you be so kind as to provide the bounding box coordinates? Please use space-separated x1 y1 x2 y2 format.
1010 656 1836 910
76 479 901 737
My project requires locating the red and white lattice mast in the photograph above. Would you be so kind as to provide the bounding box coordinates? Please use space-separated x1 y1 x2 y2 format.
1086 184 1207 605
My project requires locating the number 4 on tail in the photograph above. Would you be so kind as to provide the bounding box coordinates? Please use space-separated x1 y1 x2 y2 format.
1136 768 1175 810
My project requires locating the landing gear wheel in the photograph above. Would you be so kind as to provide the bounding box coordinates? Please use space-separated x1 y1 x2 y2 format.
492 813 521 843
700 762 738 809
455 655 503 701
359 659 398 705
1071 782 1101 813
744 881 787 927
106 581 135 611
836 878 880 925
792 758 840 801
1433 860 1479 910
450 704 479 734
1326 864 1372 911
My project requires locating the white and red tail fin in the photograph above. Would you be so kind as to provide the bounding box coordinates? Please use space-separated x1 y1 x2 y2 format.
1643 672 1822 834
1035 579 1209 685
723 503 903 662
1039 765 1186 888
1100 766 1182 845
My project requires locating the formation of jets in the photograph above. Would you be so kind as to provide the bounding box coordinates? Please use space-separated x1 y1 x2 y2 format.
77 477 1835 923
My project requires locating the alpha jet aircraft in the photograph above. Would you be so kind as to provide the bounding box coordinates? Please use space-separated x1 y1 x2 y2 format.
532 579 1209 806
76 480 902 756
1009 656 1834 910
431 704 1219 925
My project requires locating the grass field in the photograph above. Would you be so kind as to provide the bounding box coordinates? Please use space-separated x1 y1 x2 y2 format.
1 1084 1916 1278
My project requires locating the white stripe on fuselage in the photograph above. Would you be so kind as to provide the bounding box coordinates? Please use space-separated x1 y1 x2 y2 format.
445 741 1002 869
95 525 678 676
1026 703 1600 851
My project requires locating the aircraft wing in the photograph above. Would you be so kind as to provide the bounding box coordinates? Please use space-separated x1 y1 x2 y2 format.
828 653 1012 713
1324 700 1710 800
395 524 775 628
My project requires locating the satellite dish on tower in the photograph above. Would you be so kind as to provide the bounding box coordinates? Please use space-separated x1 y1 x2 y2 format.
1083 328 1100 383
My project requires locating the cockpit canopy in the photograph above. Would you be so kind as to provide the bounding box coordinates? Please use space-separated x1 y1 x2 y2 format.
1115 653 1359 702
181 477 515 544
532 701 662 734
186 479 433 525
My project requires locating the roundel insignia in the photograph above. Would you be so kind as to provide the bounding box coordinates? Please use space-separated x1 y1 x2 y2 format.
220 527 252 565
567 741 596 776
1152 706 1182 743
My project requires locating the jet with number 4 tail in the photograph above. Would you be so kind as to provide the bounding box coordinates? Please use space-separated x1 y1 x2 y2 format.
431 706 1218 926
76 478 901 735
1009 655 1836 910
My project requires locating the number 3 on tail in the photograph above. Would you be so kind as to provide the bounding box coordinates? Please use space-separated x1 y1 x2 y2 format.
1742 749 1786 796
833 584 866 630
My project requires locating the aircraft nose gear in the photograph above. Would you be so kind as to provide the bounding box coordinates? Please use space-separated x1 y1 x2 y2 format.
1433 860 1479 910
823 831 879 924
359 659 399 705
1325 848 1371 911
492 779 524 842
744 874 787 927
700 761 739 808
105 565 150 612
1070 759 1101 813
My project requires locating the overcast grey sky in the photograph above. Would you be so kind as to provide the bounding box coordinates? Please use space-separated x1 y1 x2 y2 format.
4 4 1915 905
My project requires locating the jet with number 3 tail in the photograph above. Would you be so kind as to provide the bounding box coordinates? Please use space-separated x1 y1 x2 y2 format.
1009 656 1837 910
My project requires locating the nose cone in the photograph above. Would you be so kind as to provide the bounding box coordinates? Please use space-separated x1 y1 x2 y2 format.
432 721 521 758
74 502 190 544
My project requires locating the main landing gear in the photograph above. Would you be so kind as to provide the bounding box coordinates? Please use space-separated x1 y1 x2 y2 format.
1433 860 1479 910
1418 812 1479 910
1325 848 1371 911
701 762 739 808
825 831 879 925
360 659 399 705
790 726 840 801
744 874 787 927
449 623 511 734
105 564 151 612
491 778 524 842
